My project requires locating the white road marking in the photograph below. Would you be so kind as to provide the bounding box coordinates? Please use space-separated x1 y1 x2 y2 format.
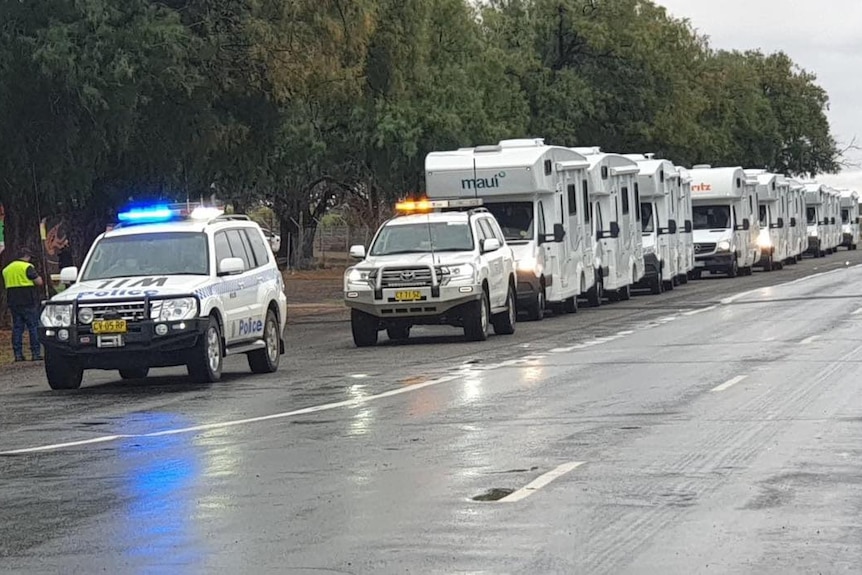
683 306 717 316
800 335 820 345
616 330 634 336
710 375 748 392
852 307 862 316
0 435 128 455
350 374 370 379
498 461 586 503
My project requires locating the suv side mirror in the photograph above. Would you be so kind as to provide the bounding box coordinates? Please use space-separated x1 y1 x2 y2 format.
219 257 245 276
349 245 366 259
667 219 678 234
790 217 797 227
684 220 693 233
553 223 566 243
482 238 501 253
59 266 78 284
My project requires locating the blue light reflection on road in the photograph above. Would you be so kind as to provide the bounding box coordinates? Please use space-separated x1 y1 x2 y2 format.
118 412 204 574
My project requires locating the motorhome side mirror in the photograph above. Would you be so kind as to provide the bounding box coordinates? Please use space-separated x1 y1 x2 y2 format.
743 219 751 231
776 217 784 229
667 219 678 234
609 221 620 238
59 266 78 284
349 245 366 259
218 257 245 276
553 223 566 243
790 217 797 227
482 238 501 253
684 220 693 233
831 217 836 225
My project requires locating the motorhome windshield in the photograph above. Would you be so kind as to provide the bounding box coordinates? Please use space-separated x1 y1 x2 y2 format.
807 207 817 225
640 203 655 233
369 221 474 256
484 202 533 243
759 205 768 227
693 205 731 230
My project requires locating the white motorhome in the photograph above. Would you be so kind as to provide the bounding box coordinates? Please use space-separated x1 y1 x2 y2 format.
689 165 761 278
425 139 595 319
804 183 829 257
786 177 807 262
839 189 860 250
625 155 681 293
824 188 842 253
745 170 789 271
676 167 696 281
573 147 644 302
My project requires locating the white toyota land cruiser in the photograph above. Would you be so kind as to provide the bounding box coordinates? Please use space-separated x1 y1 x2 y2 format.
344 199 517 346
38 204 288 390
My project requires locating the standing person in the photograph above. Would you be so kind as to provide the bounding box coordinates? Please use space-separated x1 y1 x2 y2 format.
2 247 44 362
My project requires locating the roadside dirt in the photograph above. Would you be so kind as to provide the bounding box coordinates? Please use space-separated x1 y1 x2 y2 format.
284 268 348 324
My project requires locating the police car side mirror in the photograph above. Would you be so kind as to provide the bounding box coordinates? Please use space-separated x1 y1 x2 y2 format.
218 257 245 276
482 238 501 253
349 245 366 259
59 266 78 284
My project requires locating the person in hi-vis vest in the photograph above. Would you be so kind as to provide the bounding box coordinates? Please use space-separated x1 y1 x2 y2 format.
2 247 44 361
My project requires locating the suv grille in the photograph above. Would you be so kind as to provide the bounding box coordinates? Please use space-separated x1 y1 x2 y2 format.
695 243 716 254
84 301 148 322
380 267 434 288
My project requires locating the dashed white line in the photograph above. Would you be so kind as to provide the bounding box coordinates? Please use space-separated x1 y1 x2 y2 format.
498 461 586 503
684 306 717 316
800 335 820 345
852 307 862 316
710 375 748 393
0 435 129 455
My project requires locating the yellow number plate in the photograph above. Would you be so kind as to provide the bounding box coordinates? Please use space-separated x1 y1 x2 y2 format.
394 290 423 302
92 319 128 334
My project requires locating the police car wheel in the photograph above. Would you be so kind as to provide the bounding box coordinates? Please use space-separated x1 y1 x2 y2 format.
119 368 149 380
248 309 280 374
45 351 83 390
188 316 223 383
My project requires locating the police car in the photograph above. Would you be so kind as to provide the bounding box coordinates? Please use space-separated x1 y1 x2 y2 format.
38 204 288 390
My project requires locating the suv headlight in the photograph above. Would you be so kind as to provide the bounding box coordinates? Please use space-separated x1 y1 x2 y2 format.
345 268 372 289
150 298 198 322
717 240 732 252
441 264 475 283
41 304 72 328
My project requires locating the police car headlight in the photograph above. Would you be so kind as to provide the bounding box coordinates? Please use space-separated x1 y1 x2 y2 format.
41 304 72 328
150 298 198 322
78 307 94 325
717 240 732 252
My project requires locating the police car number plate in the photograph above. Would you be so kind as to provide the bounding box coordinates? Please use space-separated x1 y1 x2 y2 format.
92 319 127 334
394 290 423 302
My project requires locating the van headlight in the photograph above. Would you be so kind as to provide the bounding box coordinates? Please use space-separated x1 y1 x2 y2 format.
516 256 539 273
41 304 73 327
150 298 198 321
717 240 732 252
643 245 655 255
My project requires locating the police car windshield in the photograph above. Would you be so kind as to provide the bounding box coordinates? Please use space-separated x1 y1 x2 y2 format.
370 221 474 255
82 232 209 280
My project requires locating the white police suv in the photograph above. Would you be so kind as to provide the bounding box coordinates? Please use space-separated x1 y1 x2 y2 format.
38 204 288 390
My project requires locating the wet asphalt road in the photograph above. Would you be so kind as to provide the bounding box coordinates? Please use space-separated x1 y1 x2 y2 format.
4 252 862 574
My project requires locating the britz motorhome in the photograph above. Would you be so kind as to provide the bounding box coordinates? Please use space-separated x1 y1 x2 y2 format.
824 188 842 253
626 155 683 293
804 183 830 257
688 165 761 278
573 147 645 302
839 189 860 250
425 138 596 319
786 177 807 262
745 169 789 271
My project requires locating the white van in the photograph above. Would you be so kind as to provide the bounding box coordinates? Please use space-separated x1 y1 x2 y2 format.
804 183 829 257
425 139 595 319
573 147 645 302
839 189 860 250
676 167 696 282
745 170 789 271
689 165 761 278
786 177 807 262
626 155 681 293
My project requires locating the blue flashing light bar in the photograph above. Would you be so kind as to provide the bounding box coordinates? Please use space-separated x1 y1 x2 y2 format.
117 204 176 224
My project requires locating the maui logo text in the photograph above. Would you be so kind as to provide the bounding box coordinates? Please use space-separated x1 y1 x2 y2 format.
461 171 507 191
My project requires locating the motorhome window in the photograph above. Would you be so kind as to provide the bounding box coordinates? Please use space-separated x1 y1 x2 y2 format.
749 196 754 213
736 178 742 188
842 209 850 224
621 186 630 215
692 205 731 230
634 184 641 221
595 203 604 231
601 166 609 179
567 184 577 216
538 201 547 236
583 188 590 224
369 221 474 256
485 203 533 242
806 207 817 224
641 203 655 233
759 205 768 227
544 160 552 175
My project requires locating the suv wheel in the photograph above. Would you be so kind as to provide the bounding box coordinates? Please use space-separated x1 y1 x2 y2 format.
188 315 223 383
492 285 517 335
45 350 83 390
351 309 379 347
464 291 490 342
248 309 281 373
386 324 411 341
119 368 149 380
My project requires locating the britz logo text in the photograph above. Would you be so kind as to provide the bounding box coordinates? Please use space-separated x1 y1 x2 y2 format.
461 171 506 190
239 317 263 336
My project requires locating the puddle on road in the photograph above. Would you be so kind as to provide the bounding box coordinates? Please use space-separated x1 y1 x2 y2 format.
472 487 516 502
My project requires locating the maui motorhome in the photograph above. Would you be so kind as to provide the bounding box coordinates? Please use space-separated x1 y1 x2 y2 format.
689 165 760 278
804 183 829 257
786 177 807 262
839 189 859 250
425 138 595 319
676 167 696 281
574 148 645 302
745 170 789 271
824 188 842 253
626 155 682 293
